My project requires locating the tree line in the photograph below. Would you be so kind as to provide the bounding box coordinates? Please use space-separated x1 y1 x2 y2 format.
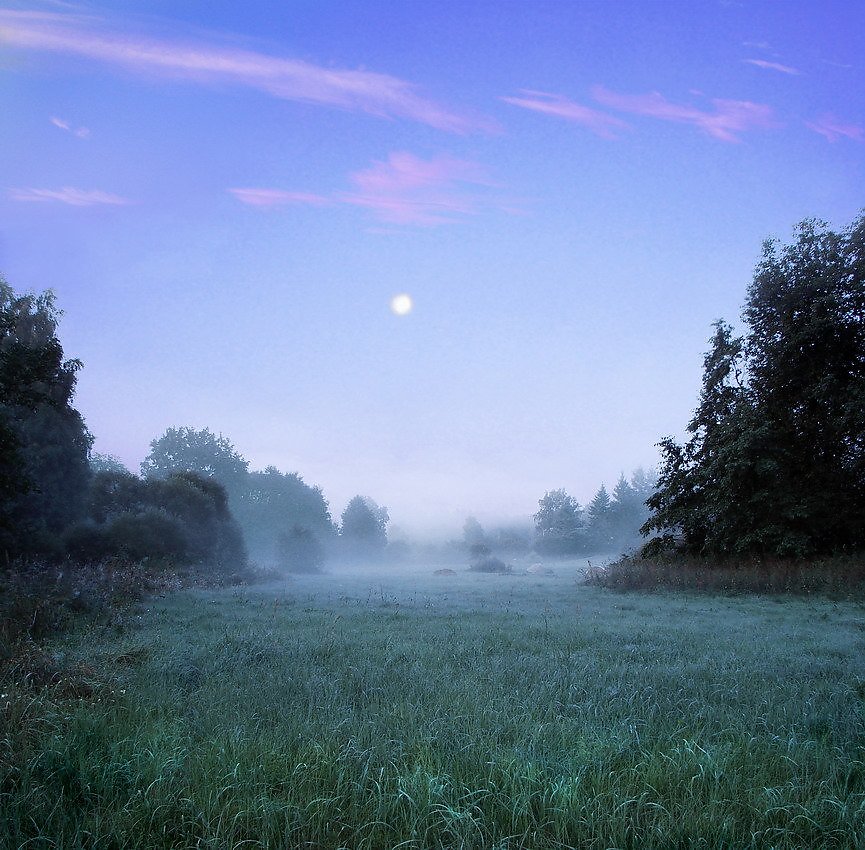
0 280 390 573
3 211 861 575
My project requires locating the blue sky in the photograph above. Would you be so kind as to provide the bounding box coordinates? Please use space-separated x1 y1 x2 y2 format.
1 0 863 535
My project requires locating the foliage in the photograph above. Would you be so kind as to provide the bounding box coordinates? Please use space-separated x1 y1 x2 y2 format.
462 515 486 549
533 488 584 554
69 470 246 570
644 215 865 557
468 554 511 573
89 451 130 475
586 484 613 550
233 466 335 561
140 426 249 497
340 495 388 554
277 525 325 574
0 279 92 558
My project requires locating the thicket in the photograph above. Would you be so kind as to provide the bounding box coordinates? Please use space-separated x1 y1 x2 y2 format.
644 214 865 558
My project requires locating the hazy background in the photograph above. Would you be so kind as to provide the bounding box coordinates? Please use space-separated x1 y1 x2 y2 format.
1 0 862 534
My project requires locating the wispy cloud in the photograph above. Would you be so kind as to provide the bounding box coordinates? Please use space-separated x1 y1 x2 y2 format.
742 40 772 51
228 188 332 207
0 10 493 134
592 86 777 142
806 114 864 143
50 115 90 137
231 152 512 226
500 90 629 139
744 58 800 75
340 152 494 225
8 186 130 206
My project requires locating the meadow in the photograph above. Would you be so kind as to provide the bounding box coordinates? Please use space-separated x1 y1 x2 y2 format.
2 560 865 849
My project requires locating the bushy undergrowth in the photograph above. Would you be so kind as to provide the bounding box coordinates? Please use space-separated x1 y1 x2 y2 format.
0 558 258 665
585 552 865 595
469 555 512 573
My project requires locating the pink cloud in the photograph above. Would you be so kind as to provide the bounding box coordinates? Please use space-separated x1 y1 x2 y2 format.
230 152 513 227
806 114 864 143
340 152 495 225
592 86 777 142
50 115 90 137
744 58 800 75
228 188 331 207
500 90 629 139
0 10 493 134
8 187 130 206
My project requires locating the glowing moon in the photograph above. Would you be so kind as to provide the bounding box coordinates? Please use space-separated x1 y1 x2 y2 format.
390 293 413 316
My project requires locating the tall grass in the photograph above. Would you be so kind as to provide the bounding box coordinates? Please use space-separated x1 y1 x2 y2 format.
2 568 864 848
585 552 865 596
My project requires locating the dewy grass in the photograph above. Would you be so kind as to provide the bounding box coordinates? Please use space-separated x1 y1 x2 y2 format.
2 564 865 848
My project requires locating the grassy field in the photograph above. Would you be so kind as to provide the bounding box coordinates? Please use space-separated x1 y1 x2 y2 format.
2 559 865 849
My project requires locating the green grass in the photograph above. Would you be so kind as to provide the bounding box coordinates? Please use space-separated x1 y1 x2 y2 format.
2 561 865 848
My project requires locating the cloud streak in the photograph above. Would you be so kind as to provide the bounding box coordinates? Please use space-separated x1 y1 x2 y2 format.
0 10 493 134
232 152 511 226
500 90 629 139
744 58 800 75
8 186 131 206
227 188 332 207
50 115 90 137
592 86 777 142
806 114 864 143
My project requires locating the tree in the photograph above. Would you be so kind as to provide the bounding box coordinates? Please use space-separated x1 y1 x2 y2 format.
586 484 614 550
89 451 130 475
608 470 656 549
644 215 865 557
69 469 246 569
140 427 249 498
340 495 388 554
232 466 335 561
533 489 583 554
277 525 325 573
462 516 486 549
0 280 92 556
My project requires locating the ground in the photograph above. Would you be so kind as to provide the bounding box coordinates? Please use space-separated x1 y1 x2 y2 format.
3 558 865 848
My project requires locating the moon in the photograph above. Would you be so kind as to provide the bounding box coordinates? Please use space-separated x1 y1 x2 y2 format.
390 293 413 316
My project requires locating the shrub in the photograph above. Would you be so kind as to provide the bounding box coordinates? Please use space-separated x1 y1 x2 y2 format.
102 510 188 562
469 555 512 574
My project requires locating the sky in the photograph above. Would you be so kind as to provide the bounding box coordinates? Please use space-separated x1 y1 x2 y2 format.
1 0 863 537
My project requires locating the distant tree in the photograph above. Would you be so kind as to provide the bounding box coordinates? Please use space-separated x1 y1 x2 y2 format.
89 451 130 475
0 280 92 557
533 489 583 554
462 516 486 549
586 484 614 551
233 466 335 561
340 495 388 554
141 426 249 498
608 471 655 549
277 525 325 573
644 215 865 557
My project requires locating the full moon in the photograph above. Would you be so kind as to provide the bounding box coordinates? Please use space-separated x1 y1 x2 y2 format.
390 293 413 316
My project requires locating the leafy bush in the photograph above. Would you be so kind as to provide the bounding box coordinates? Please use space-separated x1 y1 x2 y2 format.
469 555 512 574
102 510 189 562
71 470 247 571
